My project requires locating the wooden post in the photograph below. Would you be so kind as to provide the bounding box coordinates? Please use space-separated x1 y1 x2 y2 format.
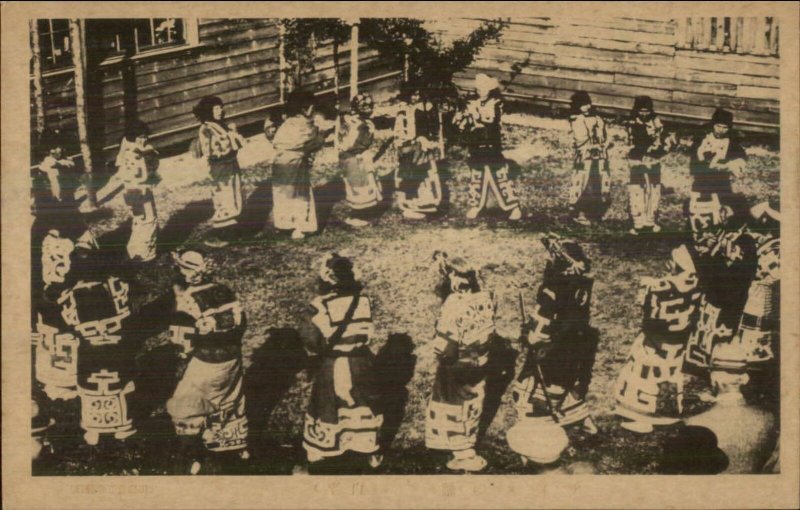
714 17 725 51
349 19 359 99
30 20 46 135
333 37 341 151
754 17 767 55
69 18 96 211
278 21 287 101
769 18 779 56
675 18 687 48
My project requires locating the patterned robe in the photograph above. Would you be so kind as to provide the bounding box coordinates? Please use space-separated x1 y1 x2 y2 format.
271 115 326 233
686 230 758 370
735 235 779 367
569 112 611 221
513 273 598 426
627 116 666 230
394 103 442 215
166 282 248 453
459 97 520 212
198 121 244 229
301 292 383 461
114 139 160 261
63 277 137 443
340 115 382 213
614 274 701 425
425 291 496 451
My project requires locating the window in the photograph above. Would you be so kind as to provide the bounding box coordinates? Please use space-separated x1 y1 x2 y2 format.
36 19 72 70
32 19 200 74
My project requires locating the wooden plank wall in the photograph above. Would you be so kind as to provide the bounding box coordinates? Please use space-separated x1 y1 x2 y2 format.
31 18 401 163
442 17 779 133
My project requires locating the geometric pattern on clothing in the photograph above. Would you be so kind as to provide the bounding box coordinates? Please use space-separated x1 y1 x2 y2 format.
303 406 383 460
512 376 589 427
614 333 684 425
685 298 733 370
34 320 79 400
425 381 485 451
468 164 519 212
78 369 136 438
211 173 242 228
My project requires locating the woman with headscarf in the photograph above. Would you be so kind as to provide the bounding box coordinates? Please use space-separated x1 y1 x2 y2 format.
165 250 249 474
453 73 522 221
300 253 384 470
626 96 673 235
271 90 331 240
192 96 246 248
425 252 497 472
568 91 611 226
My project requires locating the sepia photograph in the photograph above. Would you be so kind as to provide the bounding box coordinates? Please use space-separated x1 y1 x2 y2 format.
3 2 799 509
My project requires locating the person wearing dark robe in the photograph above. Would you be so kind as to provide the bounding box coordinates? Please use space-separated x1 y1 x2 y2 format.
453 73 522 221
513 234 599 435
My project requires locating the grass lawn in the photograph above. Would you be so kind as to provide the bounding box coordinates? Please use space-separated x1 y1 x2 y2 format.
33 114 780 476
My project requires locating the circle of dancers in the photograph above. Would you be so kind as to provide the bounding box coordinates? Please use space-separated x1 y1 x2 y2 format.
30 72 780 475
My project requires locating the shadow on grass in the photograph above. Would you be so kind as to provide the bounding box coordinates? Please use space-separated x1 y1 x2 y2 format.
158 198 214 252
479 335 519 442
374 333 418 452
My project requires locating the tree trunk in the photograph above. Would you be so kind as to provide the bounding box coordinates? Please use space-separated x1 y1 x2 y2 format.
30 20 46 136
69 19 96 211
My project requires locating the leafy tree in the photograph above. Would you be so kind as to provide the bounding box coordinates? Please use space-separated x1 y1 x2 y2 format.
280 18 350 92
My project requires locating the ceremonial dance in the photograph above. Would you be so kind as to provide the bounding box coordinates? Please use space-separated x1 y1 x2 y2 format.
26 16 782 477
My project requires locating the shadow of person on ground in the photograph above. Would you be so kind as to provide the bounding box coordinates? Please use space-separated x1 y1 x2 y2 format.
479 335 519 441
157 198 214 251
374 333 418 453
244 327 308 460
238 180 274 239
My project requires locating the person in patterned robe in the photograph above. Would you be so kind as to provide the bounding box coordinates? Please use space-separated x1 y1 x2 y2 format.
165 251 249 474
97 120 161 261
299 253 383 470
394 81 443 220
513 234 599 435
66 276 139 446
425 252 496 472
453 73 522 221
339 93 383 228
626 95 673 235
614 244 702 433
32 229 99 402
734 202 780 370
271 90 330 240
568 91 612 226
685 196 758 391
193 96 246 248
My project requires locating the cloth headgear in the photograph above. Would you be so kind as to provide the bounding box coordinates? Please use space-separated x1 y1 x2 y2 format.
474 73 500 94
667 244 698 293
172 250 207 273
541 233 591 276
711 108 734 128
506 421 569 465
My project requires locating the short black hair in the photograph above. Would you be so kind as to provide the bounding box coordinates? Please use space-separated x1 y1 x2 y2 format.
193 95 224 123
124 119 150 142
285 89 316 116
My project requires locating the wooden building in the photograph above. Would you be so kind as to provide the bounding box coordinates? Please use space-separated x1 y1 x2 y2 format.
29 18 401 166
436 16 780 133
30 16 780 172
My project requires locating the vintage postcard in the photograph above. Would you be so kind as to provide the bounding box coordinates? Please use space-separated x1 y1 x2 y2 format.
2 1 798 509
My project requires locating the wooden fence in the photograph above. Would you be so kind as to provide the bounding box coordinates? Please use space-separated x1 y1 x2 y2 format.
437 17 779 133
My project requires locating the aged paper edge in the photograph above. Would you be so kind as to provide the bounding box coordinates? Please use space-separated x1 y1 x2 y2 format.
2 2 798 509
